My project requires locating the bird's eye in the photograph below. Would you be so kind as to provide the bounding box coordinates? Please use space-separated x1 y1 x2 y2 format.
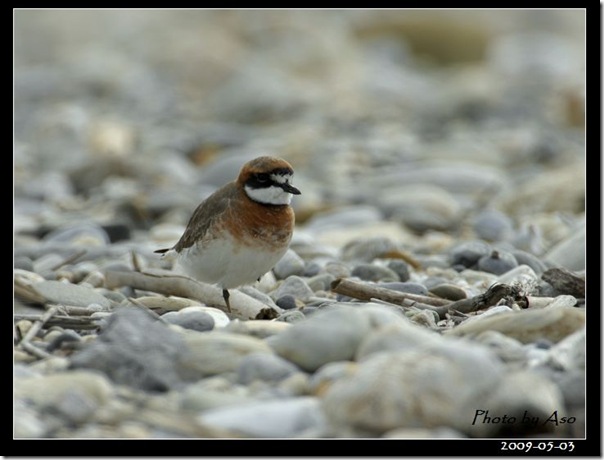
256 173 269 183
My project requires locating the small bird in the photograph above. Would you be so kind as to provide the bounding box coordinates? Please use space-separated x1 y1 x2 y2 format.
155 156 301 312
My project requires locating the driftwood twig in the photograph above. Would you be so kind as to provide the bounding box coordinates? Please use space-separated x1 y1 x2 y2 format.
331 278 520 320
541 267 585 298
104 269 281 320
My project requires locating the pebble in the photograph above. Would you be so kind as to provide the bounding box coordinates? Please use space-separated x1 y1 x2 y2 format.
236 352 300 384
496 264 539 286
321 341 504 435
223 319 291 339
31 280 113 309
477 249 518 275
378 281 429 296
273 249 306 279
543 224 585 271
162 307 215 332
275 294 299 310
198 397 327 438
385 260 410 282
306 273 336 292
70 307 190 391
270 276 315 303
268 307 372 372
340 237 399 262
15 370 114 424
445 304 585 343
511 250 547 275
428 283 467 301
181 331 273 377
351 263 399 282
449 240 492 269
355 322 442 360
471 208 514 242
42 222 110 246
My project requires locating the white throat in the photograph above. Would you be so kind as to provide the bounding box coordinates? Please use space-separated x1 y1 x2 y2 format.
245 184 292 205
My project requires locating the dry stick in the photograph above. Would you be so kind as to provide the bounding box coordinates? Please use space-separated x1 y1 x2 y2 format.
17 306 58 359
331 278 517 320
49 249 88 271
104 269 281 320
14 314 101 331
541 267 585 298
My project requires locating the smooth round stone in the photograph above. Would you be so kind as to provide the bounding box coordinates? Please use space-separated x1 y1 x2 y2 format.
162 308 215 332
180 383 252 413
42 222 110 246
32 280 113 308
268 307 372 372
449 240 492 269
543 224 585 271
323 261 351 279
351 263 399 282
32 253 65 274
198 396 327 438
472 330 527 364
308 361 358 396
223 320 291 339
15 256 34 271
445 305 585 344
273 249 306 280
477 249 518 275
15 370 114 424
276 294 299 310
236 352 300 384
542 327 585 371
379 281 429 296
471 209 513 242
511 250 547 275
321 342 504 435
478 370 564 437
428 283 467 301
270 276 314 303
276 310 306 323
386 260 410 282
341 237 399 263
70 307 190 391
181 331 273 377
356 322 442 361
497 264 538 286
306 273 336 292
304 206 384 234
386 184 462 232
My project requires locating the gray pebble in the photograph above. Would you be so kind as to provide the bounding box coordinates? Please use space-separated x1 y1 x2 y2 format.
543 225 585 271
351 264 399 282
70 307 189 391
341 237 398 262
511 250 547 275
276 295 299 310
471 209 513 242
15 256 34 271
42 222 110 246
162 309 215 332
276 310 306 323
269 307 372 372
428 283 467 301
323 261 351 279
302 261 322 277
322 342 504 436
270 276 314 303
379 281 429 296
32 280 113 309
273 249 306 279
33 253 65 274
198 396 327 438
386 260 410 282
449 240 492 269
307 273 336 292
236 352 300 384
477 249 518 275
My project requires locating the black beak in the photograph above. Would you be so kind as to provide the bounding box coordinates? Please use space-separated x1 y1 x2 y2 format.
281 182 301 195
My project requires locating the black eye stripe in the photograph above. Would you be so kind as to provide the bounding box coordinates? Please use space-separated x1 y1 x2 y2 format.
246 168 293 189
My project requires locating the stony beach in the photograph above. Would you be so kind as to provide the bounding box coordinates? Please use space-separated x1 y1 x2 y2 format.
14 10 586 442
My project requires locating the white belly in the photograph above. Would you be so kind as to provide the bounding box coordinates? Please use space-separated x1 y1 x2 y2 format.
174 236 287 289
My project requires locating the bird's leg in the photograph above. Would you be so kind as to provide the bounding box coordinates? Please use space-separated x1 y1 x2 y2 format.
222 289 231 313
